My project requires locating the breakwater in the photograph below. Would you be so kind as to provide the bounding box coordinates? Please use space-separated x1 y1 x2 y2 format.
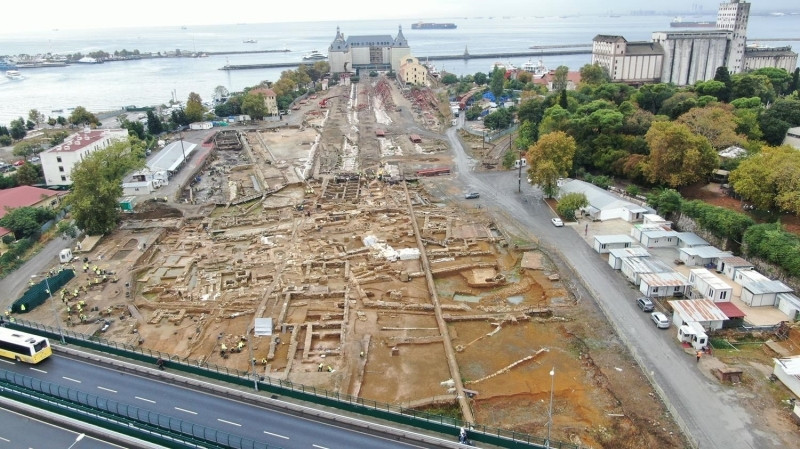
220 48 593 70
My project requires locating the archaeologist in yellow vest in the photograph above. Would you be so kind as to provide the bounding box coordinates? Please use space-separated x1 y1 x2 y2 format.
237 341 245 352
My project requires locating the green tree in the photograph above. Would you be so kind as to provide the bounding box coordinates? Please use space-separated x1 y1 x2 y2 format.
241 92 269 119
9 117 26 140
65 139 146 235
694 80 728 102
15 162 41 185
713 66 733 102
0 206 54 239
484 108 512 130
644 121 718 188
731 73 775 104
676 104 745 150
538 105 572 136
551 66 569 92
751 67 793 97
556 192 588 220
473 72 488 85
27 109 44 128
526 131 576 197
729 145 800 214
13 141 39 159
146 110 164 135
658 91 698 119
579 63 609 86
441 73 458 85
634 83 676 114
68 106 100 127
646 189 682 216
758 97 800 145
489 67 505 99
185 92 205 123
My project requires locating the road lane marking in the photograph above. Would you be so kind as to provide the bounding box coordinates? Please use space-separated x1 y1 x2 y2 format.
175 407 197 415
0 359 13 365
62 376 81 383
135 396 156 403
0 436 9 442
262 430 289 439
217 419 241 427
313 445 329 449
30 368 47 374
97 386 117 393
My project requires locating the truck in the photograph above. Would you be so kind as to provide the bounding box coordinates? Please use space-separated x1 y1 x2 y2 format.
450 106 460 117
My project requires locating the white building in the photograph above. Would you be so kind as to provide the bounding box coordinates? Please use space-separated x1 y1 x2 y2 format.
744 46 799 72
42 128 129 186
676 232 710 248
592 234 636 254
716 256 754 280
716 0 750 73
776 293 800 322
688 268 733 302
607 247 650 270
652 30 731 85
557 179 651 222
621 257 674 285
773 356 800 398
591 35 663 84
678 246 732 267
638 230 680 248
784 126 800 150
669 299 728 349
735 270 793 307
639 272 691 298
328 26 411 74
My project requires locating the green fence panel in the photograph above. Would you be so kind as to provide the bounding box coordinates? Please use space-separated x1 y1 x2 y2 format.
11 269 75 313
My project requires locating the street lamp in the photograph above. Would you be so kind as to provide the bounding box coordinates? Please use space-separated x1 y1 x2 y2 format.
66 433 85 449
33 274 65 345
247 324 258 391
179 132 186 168
546 367 555 449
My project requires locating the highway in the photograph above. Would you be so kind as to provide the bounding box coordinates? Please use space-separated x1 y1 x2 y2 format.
0 404 124 449
443 118 775 449
0 354 441 449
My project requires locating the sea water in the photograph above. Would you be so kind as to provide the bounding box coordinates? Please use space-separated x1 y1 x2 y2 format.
0 15 796 124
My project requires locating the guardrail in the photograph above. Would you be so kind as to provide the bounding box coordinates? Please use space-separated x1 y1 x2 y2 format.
8 319 584 449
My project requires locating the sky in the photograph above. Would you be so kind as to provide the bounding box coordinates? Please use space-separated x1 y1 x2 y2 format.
3 0 797 33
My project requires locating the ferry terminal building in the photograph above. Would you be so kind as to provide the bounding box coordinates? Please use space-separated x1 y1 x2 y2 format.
328 26 411 74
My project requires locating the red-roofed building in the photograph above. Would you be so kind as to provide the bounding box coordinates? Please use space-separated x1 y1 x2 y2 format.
42 128 129 186
249 88 279 117
0 185 67 242
526 70 583 92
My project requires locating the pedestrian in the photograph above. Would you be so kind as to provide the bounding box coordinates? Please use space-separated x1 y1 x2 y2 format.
696 351 702 363
585 224 588 237
156 358 165 370
318 363 324 372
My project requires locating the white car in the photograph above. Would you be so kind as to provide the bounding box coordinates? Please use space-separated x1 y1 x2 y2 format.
651 312 670 329
551 217 564 227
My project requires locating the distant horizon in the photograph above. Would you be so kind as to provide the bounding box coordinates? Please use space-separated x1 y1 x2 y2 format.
2 0 798 35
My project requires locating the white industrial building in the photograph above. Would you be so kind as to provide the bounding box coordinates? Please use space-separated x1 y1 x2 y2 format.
678 246 732 267
591 0 797 86
328 26 411 74
42 128 129 186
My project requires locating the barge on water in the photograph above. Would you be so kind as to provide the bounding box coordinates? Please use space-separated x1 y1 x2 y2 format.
411 22 457 29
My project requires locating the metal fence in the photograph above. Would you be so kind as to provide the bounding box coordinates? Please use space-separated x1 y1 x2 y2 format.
0 368 275 449
9 319 583 449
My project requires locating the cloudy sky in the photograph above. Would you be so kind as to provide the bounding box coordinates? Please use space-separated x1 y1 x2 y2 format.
4 0 797 33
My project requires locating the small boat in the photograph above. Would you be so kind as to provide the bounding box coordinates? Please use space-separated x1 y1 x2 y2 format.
303 50 327 60
521 59 548 76
5 70 23 80
0 59 18 71
243 39 257 44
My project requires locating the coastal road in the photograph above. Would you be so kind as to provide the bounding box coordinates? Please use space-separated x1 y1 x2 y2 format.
0 403 125 449
444 123 776 449
0 354 445 449
0 234 75 312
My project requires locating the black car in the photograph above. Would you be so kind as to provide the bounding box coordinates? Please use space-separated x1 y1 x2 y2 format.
465 192 480 199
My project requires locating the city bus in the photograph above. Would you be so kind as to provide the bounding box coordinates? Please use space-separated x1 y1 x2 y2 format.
0 327 52 364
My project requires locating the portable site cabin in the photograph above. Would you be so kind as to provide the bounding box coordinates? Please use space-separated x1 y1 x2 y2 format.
642 214 672 228
122 181 154 196
678 246 732 267
59 248 73 263
688 268 733 302
639 271 691 298
676 232 710 249
716 256 754 280
631 223 672 243
669 298 728 350
607 247 650 270
773 356 800 398
119 196 138 212
777 293 800 322
621 257 673 286
593 234 636 254
639 230 680 248
736 270 794 307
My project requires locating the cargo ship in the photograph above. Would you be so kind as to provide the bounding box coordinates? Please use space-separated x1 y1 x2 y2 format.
670 17 716 28
411 22 457 30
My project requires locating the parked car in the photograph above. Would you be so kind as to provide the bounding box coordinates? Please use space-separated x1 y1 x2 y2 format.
651 312 670 329
636 296 654 312
465 192 480 199
12 160 25 166
28 156 40 163
551 217 564 227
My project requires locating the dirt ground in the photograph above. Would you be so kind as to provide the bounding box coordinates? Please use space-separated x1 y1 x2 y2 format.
17 76 692 448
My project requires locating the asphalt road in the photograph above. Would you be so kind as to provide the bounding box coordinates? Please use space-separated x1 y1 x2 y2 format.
443 121 776 449
0 404 123 449
0 355 439 449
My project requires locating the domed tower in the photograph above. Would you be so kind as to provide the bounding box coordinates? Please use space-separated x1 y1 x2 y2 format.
390 25 411 72
328 26 351 73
